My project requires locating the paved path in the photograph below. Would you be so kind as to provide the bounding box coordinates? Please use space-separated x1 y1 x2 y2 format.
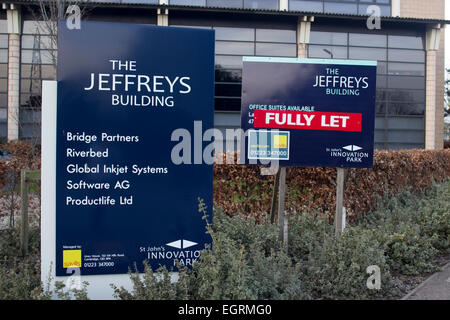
402 261 450 300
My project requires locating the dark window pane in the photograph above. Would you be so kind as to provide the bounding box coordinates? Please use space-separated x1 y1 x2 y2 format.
377 62 387 74
0 93 7 106
215 97 242 111
0 49 7 63
387 76 424 90
386 130 424 143
308 45 347 59
387 117 424 130
349 33 387 47
214 27 254 41
215 83 242 97
256 29 296 43
388 90 425 103
376 75 387 88
215 55 243 69
244 0 279 10
376 89 388 101
255 43 296 57
388 35 424 49
21 79 42 93
349 47 386 61
0 20 7 34
359 4 391 16
0 64 7 77
170 0 206 5
215 41 254 55
388 102 425 115
324 2 357 14
0 35 8 49
310 31 347 45
289 0 323 12
215 69 242 82
388 62 425 76
207 0 243 8
0 79 6 92
388 49 425 63
376 101 387 114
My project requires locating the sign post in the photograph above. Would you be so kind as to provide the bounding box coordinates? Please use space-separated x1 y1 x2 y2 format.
42 21 215 298
240 57 377 236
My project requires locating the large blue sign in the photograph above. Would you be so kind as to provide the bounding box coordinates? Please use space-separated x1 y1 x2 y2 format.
56 21 214 276
241 57 377 168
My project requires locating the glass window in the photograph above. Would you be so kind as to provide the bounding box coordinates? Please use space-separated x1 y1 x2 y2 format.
214 27 254 41
0 64 7 77
349 47 387 61
359 4 391 16
388 90 425 103
308 45 348 59
289 0 323 12
215 41 254 55
215 97 241 111
22 35 56 50
388 49 425 63
0 20 7 34
215 69 242 82
215 83 242 97
349 33 387 48
256 29 296 43
244 0 279 10
207 0 243 8
0 35 8 49
255 43 297 57
387 76 424 90
0 79 6 92
377 62 387 75
215 55 243 69
21 50 56 64
324 2 357 14
388 102 425 116
388 35 424 49
170 0 206 5
310 31 347 45
388 62 425 76
386 117 424 130
0 49 7 63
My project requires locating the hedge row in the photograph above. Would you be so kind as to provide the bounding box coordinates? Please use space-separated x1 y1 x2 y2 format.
213 149 450 221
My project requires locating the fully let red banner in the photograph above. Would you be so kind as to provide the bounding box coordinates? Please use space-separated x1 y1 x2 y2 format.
253 109 362 132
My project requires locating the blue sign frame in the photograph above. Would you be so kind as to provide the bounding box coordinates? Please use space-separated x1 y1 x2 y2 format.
241 57 377 168
56 21 214 276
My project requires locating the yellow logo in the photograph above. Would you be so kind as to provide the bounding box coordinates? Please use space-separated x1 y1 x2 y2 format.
273 135 287 149
63 250 82 268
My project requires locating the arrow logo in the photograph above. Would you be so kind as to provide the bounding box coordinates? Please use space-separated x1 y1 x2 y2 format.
166 239 198 249
343 145 363 151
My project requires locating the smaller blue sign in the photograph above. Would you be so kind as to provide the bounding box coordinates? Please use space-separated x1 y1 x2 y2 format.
248 130 290 160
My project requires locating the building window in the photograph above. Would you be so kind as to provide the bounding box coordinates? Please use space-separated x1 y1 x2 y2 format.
309 29 425 150
0 20 7 140
289 0 391 16
214 26 296 111
169 0 279 10
20 20 57 141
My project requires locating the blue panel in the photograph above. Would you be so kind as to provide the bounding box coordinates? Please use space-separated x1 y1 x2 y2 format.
56 21 214 276
240 58 377 168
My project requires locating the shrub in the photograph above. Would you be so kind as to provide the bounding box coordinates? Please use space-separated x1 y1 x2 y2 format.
297 227 395 300
113 210 306 300
214 149 450 221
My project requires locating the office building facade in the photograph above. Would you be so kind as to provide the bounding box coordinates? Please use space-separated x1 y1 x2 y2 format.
0 0 447 149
